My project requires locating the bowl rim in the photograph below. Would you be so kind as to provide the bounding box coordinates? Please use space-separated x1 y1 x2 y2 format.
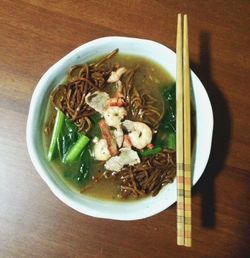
26 36 213 220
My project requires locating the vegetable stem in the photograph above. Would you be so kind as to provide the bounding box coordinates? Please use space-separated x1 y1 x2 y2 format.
48 109 65 160
57 136 63 160
167 132 176 150
64 134 90 164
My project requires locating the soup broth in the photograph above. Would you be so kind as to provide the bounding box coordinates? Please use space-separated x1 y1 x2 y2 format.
43 52 176 201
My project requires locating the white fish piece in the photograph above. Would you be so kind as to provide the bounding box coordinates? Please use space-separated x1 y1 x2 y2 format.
93 139 111 161
104 148 140 172
103 106 127 129
85 91 110 113
119 148 140 166
107 67 127 83
123 120 152 149
104 156 124 172
113 127 124 147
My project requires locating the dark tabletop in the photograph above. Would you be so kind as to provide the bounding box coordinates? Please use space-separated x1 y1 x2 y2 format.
0 1 250 257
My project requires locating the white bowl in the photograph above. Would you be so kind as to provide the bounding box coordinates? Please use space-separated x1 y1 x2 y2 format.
26 36 213 220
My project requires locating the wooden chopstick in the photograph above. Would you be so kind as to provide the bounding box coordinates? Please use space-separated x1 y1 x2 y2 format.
183 14 192 247
176 13 192 247
176 13 184 246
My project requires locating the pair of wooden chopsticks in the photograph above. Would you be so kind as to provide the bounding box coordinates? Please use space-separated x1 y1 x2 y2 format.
176 13 192 247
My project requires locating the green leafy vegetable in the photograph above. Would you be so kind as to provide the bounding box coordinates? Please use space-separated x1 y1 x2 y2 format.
55 117 78 160
77 150 91 183
167 132 176 150
90 113 102 124
154 84 176 150
64 149 91 184
162 84 176 133
64 134 90 164
141 147 163 157
48 109 65 160
55 117 92 184
57 136 63 160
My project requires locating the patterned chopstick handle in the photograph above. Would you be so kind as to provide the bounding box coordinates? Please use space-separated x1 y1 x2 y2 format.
177 163 184 245
184 164 192 247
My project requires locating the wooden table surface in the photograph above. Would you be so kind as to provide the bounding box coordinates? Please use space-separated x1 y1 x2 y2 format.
1 1 250 257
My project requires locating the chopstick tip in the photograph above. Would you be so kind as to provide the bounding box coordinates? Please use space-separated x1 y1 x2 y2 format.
177 13 182 23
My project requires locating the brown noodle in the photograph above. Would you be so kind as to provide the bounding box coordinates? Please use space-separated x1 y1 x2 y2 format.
51 48 164 131
122 68 164 129
81 149 176 199
51 49 118 132
117 149 176 198
49 49 175 199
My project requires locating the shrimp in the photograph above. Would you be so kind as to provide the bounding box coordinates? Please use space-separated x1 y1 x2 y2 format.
123 134 132 148
107 67 127 83
103 106 127 129
107 82 126 107
93 139 111 161
113 127 124 147
123 120 152 149
107 97 126 107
